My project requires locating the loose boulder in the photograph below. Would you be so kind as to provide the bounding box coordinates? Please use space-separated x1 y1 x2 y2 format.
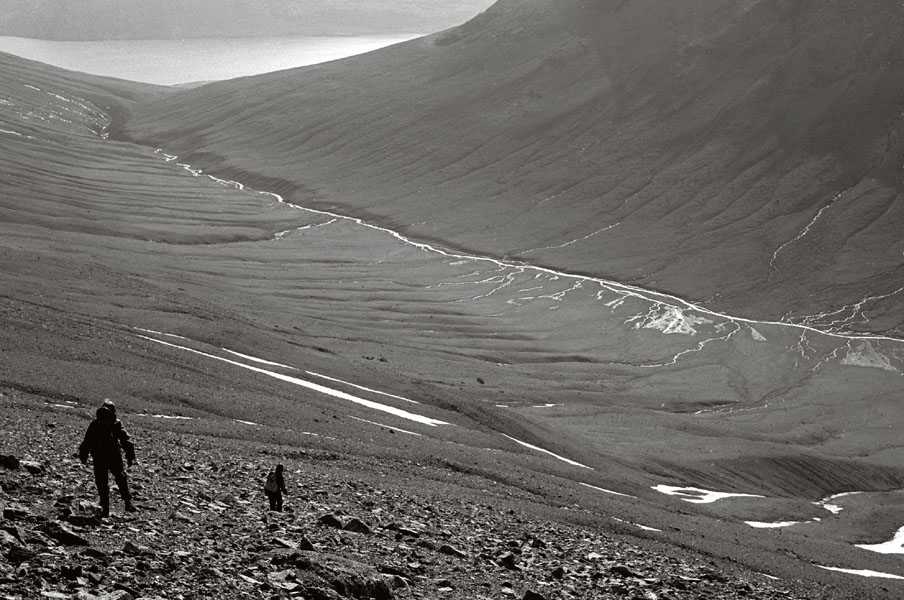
318 513 345 529
278 551 393 600
343 518 373 535
40 521 90 547
0 456 20 470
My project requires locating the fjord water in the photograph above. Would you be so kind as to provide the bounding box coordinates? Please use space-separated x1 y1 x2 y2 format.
0 34 420 85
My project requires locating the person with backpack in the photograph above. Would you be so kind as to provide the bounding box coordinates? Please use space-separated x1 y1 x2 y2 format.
78 400 137 517
264 463 288 511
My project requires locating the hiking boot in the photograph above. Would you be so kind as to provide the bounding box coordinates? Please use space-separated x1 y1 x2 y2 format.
124 503 138 513
98 508 110 518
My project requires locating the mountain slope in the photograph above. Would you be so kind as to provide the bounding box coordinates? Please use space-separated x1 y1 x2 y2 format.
4 46 904 595
118 0 904 336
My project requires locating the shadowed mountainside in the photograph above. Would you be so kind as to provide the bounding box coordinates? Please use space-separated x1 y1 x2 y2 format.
118 0 904 336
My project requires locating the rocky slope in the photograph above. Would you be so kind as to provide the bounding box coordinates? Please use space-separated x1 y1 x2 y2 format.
1 388 834 600
118 0 904 336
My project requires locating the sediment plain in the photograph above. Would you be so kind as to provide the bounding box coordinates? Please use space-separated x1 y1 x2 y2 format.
2 1 904 598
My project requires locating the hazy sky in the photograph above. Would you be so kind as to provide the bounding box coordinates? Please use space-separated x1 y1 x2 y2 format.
0 0 498 40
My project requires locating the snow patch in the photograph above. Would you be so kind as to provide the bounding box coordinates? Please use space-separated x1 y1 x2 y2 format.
653 485 764 504
841 342 900 373
750 327 767 342
856 526 904 555
745 521 801 529
627 305 712 335
816 566 904 580
815 491 862 514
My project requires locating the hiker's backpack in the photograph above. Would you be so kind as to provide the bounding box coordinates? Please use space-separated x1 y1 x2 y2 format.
264 472 279 493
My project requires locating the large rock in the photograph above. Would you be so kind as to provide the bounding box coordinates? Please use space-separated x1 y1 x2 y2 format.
5 543 36 564
60 498 103 527
1 525 24 545
20 460 45 475
318 513 345 529
0 455 20 470
0 529 20 547
438 544 468 559
277 551 393 600
610 564 643 579
123 540 153 556
40 521 90 546
498 552 519 570
3 503 31 521
342 518 372 535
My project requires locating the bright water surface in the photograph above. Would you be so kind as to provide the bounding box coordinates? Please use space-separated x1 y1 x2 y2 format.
0 35 421 85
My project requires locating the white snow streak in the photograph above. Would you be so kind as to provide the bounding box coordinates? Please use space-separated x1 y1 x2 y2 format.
136 335 448 426
520 223 620 255
501 434 592 470
349 416 423 437
816 566 904 580
222 349 298 370
770 192 843 270
306 371 419 404
579 482 636 499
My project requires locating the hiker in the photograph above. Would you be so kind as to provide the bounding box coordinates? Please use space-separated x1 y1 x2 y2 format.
264 464 288 511
78 400 137 517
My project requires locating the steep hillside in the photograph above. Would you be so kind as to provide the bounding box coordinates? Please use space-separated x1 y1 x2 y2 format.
1 389 836 600
0 0 495 39
118 0 904 337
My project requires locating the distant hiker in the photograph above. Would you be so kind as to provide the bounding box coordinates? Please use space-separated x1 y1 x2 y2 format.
264 464 288 511
78 400 137 517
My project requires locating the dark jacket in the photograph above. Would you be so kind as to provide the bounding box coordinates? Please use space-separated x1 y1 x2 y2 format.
79 408 135 466
265 470 288 494
274 471 287 494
